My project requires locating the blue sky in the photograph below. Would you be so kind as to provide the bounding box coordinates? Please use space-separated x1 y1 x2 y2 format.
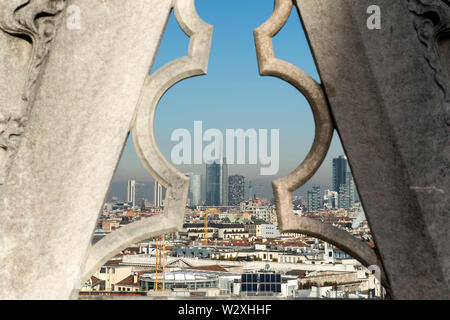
114 0 345 196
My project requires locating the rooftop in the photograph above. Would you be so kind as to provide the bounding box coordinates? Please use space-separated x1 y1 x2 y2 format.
140 271 219 282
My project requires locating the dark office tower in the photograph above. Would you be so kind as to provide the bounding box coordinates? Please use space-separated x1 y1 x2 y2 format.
338 171 355 210
220 157 228 206
135 182 146 208
228 175 245 206
206 160 221 206
332 155 348 193
307 185 321 212
333 155 356 210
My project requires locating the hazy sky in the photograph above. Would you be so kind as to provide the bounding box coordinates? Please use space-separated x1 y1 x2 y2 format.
113 0 346 194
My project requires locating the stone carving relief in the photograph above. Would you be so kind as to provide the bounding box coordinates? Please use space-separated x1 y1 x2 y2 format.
0 0 67 185
408 0 450 123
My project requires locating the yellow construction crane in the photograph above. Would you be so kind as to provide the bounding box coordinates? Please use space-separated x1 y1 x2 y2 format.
201 208 219 245
154 233 166 291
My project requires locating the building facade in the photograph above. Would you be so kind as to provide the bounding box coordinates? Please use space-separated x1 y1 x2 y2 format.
185 173 202 206
135 182 146 208
190 174 202 206
324 189 338 209
220 157 228 206
140 271 219 292
228 175 245 206
332 155 347 193
127 180 136 207
206 160 220 206
332 155 355 210
307 185 321 212
154 181 165 208
206 158 228 206
338 171 355 210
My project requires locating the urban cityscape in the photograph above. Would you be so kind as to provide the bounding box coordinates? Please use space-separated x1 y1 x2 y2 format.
80 155 382 299
0 0 445 306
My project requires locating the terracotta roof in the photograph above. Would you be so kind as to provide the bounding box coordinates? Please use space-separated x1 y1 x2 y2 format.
90 276 102 286
117 270 154 286
117 275 139 286
230 240 250 246
123 247 140 252
187 265 228 272
190 292 204 297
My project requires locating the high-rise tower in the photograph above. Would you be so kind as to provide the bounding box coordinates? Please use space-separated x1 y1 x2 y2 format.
338 171 355 210
220 157 228 206
307 185 321 212
127 180 136 206
135 182 145 208
332 155 348 193
228 175 245 206
332 155 355 210
153 181 165 208
185 173 202 206
206 160 221 206
206 158 228 206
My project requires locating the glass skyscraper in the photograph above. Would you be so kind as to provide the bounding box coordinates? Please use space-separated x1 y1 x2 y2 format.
185 173 202 206
154 181 165 208
127 179 136 207
332 155 348 193
206 158 228 206
338 171 355 210
206 160 220 206
135 182 145 208
332 155 355 210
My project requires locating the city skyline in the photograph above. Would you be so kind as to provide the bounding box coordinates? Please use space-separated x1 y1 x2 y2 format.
112 0 347 188
110 154 357 206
